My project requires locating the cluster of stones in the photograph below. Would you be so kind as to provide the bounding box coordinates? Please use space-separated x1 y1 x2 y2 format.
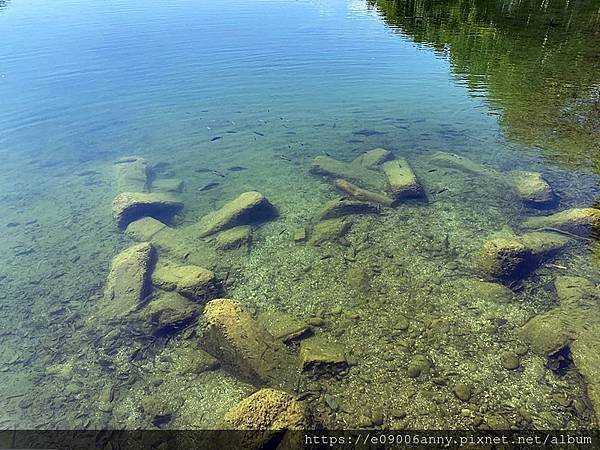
89 155 357 435
306 148 600 424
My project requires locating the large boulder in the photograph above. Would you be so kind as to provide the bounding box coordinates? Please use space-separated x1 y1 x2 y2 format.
507 171 556 207
522 208 600 237
153 263 221 303
192 191 277 237
382 158 423 199
112 192 183 229
198 299 296 389
114 156 149 192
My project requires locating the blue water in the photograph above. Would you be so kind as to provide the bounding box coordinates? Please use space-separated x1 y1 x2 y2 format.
1 0 599 433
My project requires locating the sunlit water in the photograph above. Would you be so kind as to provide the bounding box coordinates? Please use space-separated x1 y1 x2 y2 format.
0 0 599 434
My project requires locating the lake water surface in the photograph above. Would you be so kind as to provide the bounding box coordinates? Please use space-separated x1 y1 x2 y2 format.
1 0 599 435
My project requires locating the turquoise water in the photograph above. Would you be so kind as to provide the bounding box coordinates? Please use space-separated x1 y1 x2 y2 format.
1 0 599 434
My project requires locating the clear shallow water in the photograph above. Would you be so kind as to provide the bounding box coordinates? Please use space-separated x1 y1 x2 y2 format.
0 0 599 435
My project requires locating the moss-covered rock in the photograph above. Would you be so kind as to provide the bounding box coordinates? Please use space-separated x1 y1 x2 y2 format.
101 242 155 320
224 388 307 430
522 208 600 237
317 198 379 221
168 341 219 374
199 299 296 388
258 311 312 343
125 217 169 241
300 338 349 379
112 192 183 229
382 158 423 199
114 156 149 192
215 225 252 250
478 238 532 279
335 179 394 206
192 191 277 237
508 171 556 207
478 231 570 279
221 388 307 450
309 218 352 245
519 276 600 425
153 263 221 303
310 154 386 190
151 178 184 194
353 147 393 169
430 151 492 176
142 291 199 334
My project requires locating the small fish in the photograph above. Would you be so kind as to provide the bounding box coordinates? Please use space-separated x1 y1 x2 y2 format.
225 130 237 134
353 129 386 136
437 187 448 194
347 139 363 144
198 182 220 192
253 131 265 137
227 166 247 172
194 168 211 173
210 136 222 142
313 123 326 127
277 154 292 161
428 169 437 173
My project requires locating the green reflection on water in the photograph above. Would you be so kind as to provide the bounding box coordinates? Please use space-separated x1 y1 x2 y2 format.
370 0 600 173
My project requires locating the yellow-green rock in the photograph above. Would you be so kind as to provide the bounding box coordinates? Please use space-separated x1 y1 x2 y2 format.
199 299 295 388
382 158 423 199
112 191 183 229
215 225 251 250
522 208 600 237
193 191 277 237
153 263 221 303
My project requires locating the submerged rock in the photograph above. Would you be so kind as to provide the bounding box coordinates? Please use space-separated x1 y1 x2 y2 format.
224 388 307 430
199 299 295 388
300 338 348 379
430 151 491 176
153 263 221 303
221 388 307 450
478 231 570 279
101 243 155 320
142 291 199 334
522 208 600 237
478 238 532 280
125 217 169 241
114 156 149 192
309 217 352 245
310 153 386 190
353 147 393 169
258 311 312 343
215 225 252 250
382 158 423 199
519 276 600 425
152 178 184 194
317 198 379 221
168 341 219 374
335 179 394 207
508 171 556 207
193 191 277 237
112 192 183 229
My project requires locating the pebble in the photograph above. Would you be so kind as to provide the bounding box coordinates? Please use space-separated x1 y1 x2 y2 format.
453 382 472 402
500 352 520 370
